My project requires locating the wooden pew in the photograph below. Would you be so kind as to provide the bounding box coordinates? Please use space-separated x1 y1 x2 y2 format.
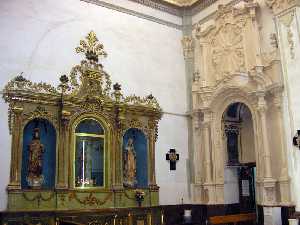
209 213 256 225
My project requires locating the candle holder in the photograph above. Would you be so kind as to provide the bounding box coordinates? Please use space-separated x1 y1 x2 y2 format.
134 189 145 207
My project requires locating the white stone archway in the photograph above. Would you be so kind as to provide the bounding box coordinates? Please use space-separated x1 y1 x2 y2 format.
192 84 291 206
189 0 292 208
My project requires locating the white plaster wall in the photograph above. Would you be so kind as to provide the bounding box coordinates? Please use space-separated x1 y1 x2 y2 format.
99 0 182 25
0 0 188 209
276 7 300 210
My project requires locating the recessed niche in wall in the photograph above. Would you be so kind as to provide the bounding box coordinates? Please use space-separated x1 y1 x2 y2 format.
123 128 148 188
21 118 56 189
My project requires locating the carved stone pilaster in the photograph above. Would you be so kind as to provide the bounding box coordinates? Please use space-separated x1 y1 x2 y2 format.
181 36 194 60
192 183 203 203
272 89 292 205
8 107 23 190
262 179 277 205
201 110 213 185
192 110 201 130
257 94 272 177
192 110 202 184
202 183 215 205
278 10 296 60
196 109 214 204
256 93 277 205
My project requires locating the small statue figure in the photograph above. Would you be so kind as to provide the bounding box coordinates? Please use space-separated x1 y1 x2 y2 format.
123 138 137 187
27 128 44 188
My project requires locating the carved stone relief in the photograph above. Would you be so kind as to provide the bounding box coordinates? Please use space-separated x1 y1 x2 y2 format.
181 36 194 60
266 0 299 15
194 3 260 86
191 1 290 206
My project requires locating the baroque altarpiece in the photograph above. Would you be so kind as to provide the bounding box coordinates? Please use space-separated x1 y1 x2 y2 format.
2 31 162 224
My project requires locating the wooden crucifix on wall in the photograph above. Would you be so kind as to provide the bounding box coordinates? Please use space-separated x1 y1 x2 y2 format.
166 149 179 170
293 130 300 149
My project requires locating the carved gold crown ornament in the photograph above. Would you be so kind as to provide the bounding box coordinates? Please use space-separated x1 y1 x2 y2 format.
2 31 162 132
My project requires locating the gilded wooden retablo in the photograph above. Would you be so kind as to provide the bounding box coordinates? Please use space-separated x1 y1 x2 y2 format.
2 31 162 212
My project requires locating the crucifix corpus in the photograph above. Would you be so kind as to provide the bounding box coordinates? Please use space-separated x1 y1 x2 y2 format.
166 149 179 170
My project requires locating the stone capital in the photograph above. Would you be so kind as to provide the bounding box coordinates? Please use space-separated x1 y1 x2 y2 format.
181 35 194 60
192 110 201 129
256 92 268 113
12 106 23 114
202 109 213 124
273 94 283 109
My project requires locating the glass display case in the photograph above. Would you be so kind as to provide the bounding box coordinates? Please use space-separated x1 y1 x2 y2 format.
74 119 104 188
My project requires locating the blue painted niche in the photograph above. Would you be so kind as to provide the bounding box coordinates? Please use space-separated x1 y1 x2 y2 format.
123 128 148 188
21 119 56 189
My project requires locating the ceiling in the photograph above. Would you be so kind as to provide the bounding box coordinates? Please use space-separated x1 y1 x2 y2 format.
161 0 200 7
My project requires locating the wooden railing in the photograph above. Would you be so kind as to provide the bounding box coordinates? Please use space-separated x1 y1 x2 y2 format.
209 213 256 225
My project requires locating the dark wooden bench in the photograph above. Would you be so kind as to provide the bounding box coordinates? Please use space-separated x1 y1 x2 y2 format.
209 213 256 225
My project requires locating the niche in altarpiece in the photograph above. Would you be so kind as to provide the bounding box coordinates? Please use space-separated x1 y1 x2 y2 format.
123 128 148 188
74 118 105 188
21 118 56 189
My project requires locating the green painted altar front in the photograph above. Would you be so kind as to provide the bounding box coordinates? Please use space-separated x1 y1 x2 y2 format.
1 31 162 224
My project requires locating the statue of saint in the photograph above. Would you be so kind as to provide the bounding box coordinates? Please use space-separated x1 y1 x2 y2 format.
27 128 44 188
123 138 137 187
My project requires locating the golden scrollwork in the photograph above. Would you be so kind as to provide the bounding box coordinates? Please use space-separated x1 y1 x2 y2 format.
68 192 113 206
123 94 161 111
24 106 54 122
3 74 58 97
22 192 54 207
124 189 148 201
127 118 147 131
76 31 107 61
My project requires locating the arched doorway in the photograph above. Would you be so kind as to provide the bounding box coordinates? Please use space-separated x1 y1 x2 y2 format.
222 102 256 212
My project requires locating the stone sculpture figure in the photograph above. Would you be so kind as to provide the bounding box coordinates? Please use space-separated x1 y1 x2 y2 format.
124 138 137 187
27 128 44 188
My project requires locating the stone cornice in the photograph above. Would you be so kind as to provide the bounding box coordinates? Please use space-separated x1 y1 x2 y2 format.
128 0 183 16
128 0 223 16
81 0 182 29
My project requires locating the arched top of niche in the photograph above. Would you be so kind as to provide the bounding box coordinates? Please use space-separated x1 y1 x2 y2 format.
212 86 252 104
123 127 147 137
70 112 112 136
208 86 257 120
123 128 148 188
75 118 104 135
23 115 58 131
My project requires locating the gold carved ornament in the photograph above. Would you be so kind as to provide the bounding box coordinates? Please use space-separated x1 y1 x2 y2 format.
68 192 113 206
2 31 162 121
3 73 58 95
64 31 162 114
22 192 55 207
123 189 148 201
